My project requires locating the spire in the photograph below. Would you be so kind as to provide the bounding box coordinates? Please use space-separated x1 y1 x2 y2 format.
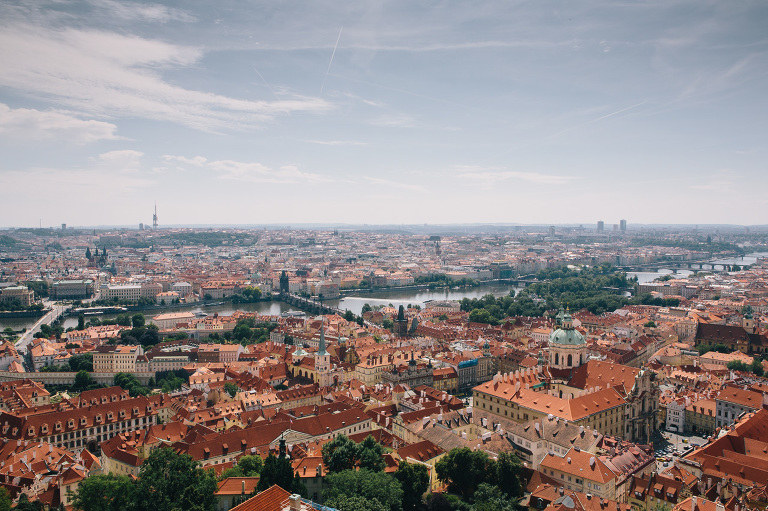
317 318 328 356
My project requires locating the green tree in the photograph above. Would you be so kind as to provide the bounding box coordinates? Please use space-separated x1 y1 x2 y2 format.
322 434 359 473
131 313 145 328
72 473 134 511
256 453 306 495
752 359 764 377
77 314 86 331
233 323 252 342
357 434 385 472
494 452 524 498
344 310 356 322
394 460 429 511
323 469 403 511
68 353 94 372
73 370 95 392
237 454 263 476
0 487 10 511
326 494 388 511
435 447 496 498
473 483 518 511
361 303 373 314
224 382 239 398
133 448 217 511
115 314 131 326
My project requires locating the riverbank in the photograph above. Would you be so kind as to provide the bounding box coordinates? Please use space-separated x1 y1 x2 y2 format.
0 309 48 319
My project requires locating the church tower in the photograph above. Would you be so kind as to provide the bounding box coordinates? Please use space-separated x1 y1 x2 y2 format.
315 319 332 387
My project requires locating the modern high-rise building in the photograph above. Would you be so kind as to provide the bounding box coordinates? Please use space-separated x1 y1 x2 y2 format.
597 221 604 232
548 226 555 237
620 219 627 232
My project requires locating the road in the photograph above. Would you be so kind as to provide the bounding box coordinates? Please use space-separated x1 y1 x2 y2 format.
653 430 706 472
14 301 70 355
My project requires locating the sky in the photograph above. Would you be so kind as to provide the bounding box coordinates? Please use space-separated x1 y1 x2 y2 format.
1 0 767 228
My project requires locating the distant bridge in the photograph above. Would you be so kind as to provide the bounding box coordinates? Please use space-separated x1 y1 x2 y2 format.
280 293 346 316
617 260 742 273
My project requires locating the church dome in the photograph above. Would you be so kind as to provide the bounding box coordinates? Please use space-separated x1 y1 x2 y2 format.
549 313 585 345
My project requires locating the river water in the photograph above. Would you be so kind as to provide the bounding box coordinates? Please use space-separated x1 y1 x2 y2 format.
3 252 764 331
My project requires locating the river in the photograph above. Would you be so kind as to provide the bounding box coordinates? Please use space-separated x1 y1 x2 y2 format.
2 252 764 331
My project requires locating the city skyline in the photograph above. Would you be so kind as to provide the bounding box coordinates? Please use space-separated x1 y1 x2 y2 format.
1 1 767 227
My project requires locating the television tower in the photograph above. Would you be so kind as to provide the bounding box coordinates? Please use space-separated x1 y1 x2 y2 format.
152 202 158 230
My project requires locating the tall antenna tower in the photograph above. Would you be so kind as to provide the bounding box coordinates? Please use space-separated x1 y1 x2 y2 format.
152 202 158 230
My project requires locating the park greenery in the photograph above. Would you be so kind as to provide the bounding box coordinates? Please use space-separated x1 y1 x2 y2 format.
72 448 218 511
727 359 765 377
414 274 481 289
460 263 681 323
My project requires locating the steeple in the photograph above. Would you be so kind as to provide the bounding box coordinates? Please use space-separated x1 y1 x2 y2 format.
317 318 328 357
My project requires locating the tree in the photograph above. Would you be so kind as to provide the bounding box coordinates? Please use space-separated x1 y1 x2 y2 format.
361 303 373 314
233 323 252 342
133 448 217 511
115 314 131 326
752 359 764 377
494 451 524 498
14 494 42 511
237 455 263 476
473 483 518 511
394 460 429 511
326 495 388 511
357 434 385 472
0 487 10 511
322 434 358 473
256 453 306 495
72 473 134 511
77 314 85 331
73 370 95 392
224 382 239 398
68 353 94 372
85 247 92 260
435 447 496 498
323 469 403 511
344 310 356 322
131 313 145 329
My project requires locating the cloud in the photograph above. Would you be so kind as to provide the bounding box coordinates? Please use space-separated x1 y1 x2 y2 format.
0 103 120 143
162 155 208 167
165 154 333 184
0 25 331 132
305 139 368 146
363 177 424 191
455 166 576 186
94 150 144 172
85 0 196 23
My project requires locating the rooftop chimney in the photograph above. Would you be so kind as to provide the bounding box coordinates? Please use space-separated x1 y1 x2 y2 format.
289 494 302 511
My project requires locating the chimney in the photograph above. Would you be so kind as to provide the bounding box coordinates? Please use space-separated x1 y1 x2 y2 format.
241 480 245 494
289 494 302 511
692 496 697 511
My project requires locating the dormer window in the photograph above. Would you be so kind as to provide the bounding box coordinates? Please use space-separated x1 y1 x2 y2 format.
55 422 62 431
107 412 113 420
41 424 48 434
68 419 75 428
119 410 125 417
96 414 102 423
133 407 139 415
80 417 87 426
28 427 35 436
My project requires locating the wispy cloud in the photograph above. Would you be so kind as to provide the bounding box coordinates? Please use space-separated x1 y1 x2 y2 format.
85 0 196 23
363 177 424 191
456 166 577 186
0 25 331 132
305 139 368 146
164 155 333 184
0 103 121 143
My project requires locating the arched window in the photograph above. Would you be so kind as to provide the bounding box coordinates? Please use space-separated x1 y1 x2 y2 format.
555 353 559 365
567 354 573 367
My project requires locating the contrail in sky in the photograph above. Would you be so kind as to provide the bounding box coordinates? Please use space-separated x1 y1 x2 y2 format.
321 27 343 94
254 67 279 100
